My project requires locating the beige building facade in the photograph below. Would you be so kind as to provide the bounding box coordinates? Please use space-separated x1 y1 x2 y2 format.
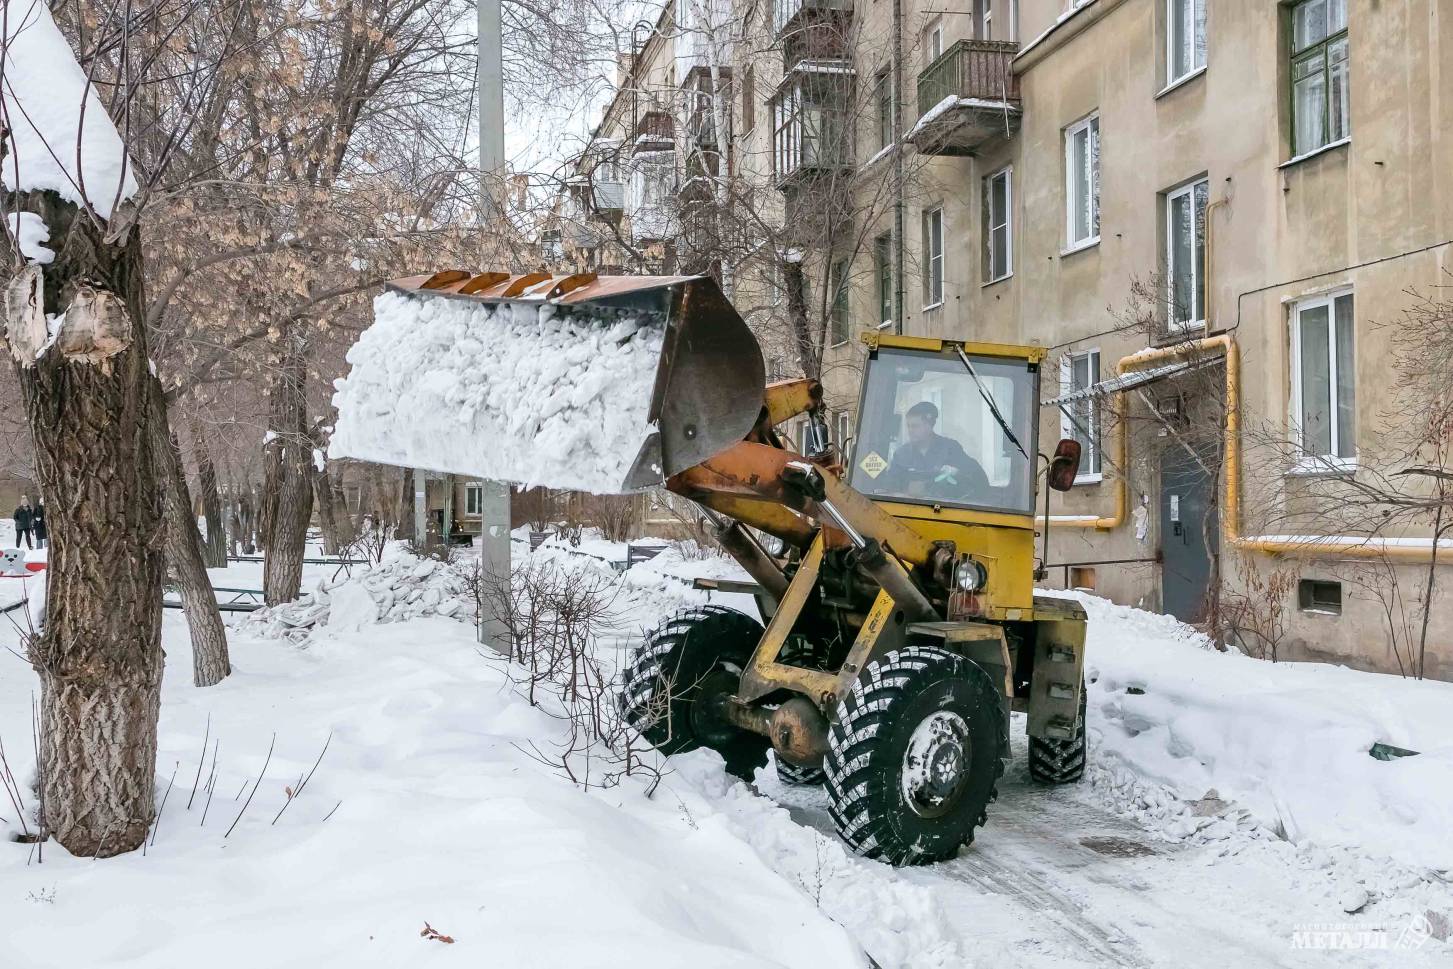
559 0 1453 678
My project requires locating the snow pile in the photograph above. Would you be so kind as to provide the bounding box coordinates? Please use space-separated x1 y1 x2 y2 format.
1058 590 1453 873
330 290 666 493
0 613 868 967
0 2 138 217
246 551 477 641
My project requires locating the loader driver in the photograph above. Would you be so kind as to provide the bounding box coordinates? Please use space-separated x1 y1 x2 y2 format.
882 401 990 501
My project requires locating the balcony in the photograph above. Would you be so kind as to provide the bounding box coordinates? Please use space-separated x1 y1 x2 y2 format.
592 179 625 214
682 70 731 149
775 0 852 40
907 40 1021 156
770 64 854 187
632 110 675 153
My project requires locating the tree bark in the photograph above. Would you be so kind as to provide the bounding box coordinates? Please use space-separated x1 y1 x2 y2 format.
782 258 818 379
313 462 341 555
151 384 230 686
191 420 228 568
262 334 313 605
4 189 163 857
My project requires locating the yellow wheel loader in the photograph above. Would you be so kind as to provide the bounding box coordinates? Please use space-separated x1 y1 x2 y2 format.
333 270 1089 866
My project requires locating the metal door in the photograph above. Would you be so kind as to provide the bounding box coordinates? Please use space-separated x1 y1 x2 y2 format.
1159 444 1218 622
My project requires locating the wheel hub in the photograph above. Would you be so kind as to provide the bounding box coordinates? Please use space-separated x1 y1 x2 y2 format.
690 668 743 748
900 710 972 818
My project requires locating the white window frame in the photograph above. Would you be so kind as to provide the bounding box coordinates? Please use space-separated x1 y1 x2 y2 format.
926 18 944 63
1059 350 1103 483
984 166 1013 284
1063 114 1100 251
982 0 994 40
923 206 944 309
1289 288 1357 473
1165 0 1207 86
465 482 484 517
1165 177 1208 331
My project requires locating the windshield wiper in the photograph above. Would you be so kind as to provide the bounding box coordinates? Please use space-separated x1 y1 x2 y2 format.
954 347 1029 461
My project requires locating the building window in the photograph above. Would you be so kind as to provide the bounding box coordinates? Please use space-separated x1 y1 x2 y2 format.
1165 177 1208 330
1290 0 1349 157
875 71 893 151
983 166 1012 283
1298 578 1342 615
1167 0 1207 84
874 233 893 327
922 207 944 308
1061 350 1102 480
982 0 995 40
1064 114 1100 249
925 18 943 64
829 259 849 346
465 482 484 516
1291 290 1356 466
742 65 756 133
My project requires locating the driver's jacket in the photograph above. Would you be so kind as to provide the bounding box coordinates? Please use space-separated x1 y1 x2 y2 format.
881 434 988 495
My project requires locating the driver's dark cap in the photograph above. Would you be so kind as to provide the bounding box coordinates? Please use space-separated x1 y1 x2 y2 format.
907 401 939 424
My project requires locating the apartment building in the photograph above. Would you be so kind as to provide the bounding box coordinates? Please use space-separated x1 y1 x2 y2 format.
558 0 1453 678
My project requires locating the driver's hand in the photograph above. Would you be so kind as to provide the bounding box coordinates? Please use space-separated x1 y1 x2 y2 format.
935 465 960 484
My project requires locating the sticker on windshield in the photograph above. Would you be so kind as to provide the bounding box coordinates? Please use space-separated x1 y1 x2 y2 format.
859 451 888 479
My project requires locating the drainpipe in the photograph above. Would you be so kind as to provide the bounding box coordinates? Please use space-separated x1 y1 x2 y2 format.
892 0 905 335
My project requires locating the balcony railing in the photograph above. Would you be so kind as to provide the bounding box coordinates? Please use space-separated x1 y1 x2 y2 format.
909 40 1021 156
633 110 675 152
775 0 852 38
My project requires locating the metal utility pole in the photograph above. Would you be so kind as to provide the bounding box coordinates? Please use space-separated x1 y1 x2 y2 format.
477 0 512 654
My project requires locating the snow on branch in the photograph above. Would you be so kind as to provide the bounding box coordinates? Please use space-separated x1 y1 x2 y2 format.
0 0 137 219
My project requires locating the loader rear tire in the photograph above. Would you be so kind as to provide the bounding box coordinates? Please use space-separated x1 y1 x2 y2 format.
619 606 769 780
1027 681 1087 784
824 645 1005 866
774 757 825 786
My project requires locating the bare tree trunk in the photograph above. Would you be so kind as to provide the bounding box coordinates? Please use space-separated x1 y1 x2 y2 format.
5 190 163 857
1416 503 1444 680
150 385 230 686
262 335 313 605
191 420 227 568
313 462 342 555
782 258 818 379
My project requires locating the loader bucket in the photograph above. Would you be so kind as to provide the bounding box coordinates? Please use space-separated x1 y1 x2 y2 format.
328 271 766 494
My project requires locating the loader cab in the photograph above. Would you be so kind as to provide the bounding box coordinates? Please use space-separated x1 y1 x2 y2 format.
850 335 1042 519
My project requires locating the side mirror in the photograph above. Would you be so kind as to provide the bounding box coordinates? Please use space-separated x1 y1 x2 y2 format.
1047 438 1082 492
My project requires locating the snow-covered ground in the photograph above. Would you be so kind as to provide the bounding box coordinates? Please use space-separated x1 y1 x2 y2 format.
1 541 1450 967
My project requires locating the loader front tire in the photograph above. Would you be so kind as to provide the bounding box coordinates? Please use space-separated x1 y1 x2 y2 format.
824 645 1005 866
1027 682 1087 784
620 606 769 780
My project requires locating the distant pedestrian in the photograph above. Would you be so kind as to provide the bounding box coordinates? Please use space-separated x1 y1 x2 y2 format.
12 496 34 549
32 500 46 549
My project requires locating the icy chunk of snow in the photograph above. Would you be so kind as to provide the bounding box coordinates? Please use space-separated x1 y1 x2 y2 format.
0 3 139 218
330 291 665 494
5 213 53 263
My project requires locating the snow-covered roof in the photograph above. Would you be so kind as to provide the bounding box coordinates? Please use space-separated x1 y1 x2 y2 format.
0 2 138 218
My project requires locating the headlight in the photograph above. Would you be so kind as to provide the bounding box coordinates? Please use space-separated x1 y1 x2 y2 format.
759 532 786 558
955 558 988 592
